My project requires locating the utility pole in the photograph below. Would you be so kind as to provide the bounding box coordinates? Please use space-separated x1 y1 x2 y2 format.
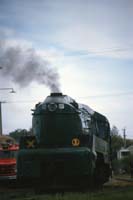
123 127 126 148
0 88 16 135
0 102 5 135
0 102 2 135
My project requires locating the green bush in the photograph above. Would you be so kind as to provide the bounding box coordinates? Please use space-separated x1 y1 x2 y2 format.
112 155 133 174
112 159 122 174
120 156 131 173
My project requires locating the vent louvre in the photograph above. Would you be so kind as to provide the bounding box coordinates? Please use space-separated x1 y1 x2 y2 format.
50 93 63 97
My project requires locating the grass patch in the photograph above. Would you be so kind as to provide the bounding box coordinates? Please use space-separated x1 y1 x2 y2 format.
10 187 133 200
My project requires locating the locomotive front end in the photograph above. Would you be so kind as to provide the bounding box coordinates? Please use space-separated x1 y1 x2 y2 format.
17 93 95 186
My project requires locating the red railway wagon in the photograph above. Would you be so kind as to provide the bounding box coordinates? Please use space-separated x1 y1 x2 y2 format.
0 136 19 180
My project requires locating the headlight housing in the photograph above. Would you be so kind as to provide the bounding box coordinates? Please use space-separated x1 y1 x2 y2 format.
48 103 57 112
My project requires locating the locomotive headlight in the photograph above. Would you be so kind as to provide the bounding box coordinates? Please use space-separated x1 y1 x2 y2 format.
48 103 57 112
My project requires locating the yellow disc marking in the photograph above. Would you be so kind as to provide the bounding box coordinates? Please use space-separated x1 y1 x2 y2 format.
72 138 80 146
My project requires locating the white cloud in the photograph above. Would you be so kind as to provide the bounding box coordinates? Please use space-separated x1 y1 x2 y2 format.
0 26 15 38
1 1 133 58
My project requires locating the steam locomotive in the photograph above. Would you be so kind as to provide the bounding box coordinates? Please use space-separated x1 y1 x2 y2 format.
17 93 111 187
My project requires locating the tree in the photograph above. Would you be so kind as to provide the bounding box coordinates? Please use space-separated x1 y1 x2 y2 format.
108 126 133 174
111 126 124 160
9 128 33 142
111 126 119 136
126 138 133 147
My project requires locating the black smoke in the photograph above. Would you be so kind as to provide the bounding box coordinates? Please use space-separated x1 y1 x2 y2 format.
0 40 60 92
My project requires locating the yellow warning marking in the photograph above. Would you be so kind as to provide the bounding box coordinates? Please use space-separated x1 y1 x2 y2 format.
26 139 35 148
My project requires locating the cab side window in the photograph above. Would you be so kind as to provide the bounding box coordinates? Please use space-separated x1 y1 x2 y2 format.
96 120 110 140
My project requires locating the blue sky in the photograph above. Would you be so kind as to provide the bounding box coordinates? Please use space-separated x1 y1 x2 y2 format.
0 0 133 138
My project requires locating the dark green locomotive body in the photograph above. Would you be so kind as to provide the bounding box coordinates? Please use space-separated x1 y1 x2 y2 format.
17 93 111 186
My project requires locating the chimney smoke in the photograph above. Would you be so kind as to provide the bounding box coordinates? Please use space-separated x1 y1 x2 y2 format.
0 40 60 92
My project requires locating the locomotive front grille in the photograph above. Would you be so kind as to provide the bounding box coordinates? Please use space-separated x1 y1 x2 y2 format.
0 164 16 175
41 160 64 177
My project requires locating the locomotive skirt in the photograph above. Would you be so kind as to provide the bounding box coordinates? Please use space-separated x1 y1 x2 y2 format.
17 147 95 186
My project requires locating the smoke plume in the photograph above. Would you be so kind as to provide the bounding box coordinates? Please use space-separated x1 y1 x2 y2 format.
0 40 60 92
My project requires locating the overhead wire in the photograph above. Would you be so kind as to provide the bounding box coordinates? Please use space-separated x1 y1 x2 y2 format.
79 91 133 99
1 91 133 104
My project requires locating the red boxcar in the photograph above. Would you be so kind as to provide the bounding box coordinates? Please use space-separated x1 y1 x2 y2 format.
0 136 19 180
